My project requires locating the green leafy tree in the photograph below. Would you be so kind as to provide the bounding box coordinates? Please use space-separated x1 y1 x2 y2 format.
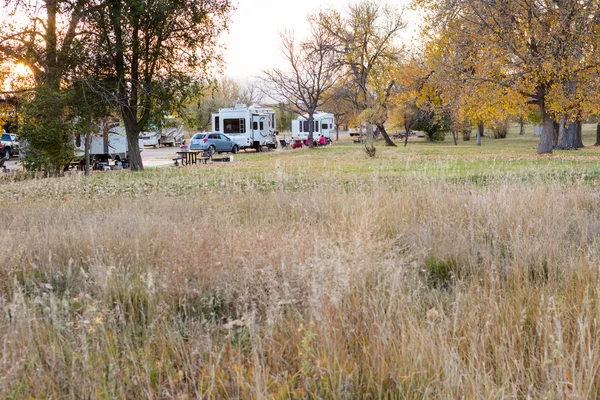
87 0 234 170
0 0 98 172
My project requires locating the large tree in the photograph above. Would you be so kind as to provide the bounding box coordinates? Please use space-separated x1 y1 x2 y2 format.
88 0 233 170
262 23 339 148
416 0 600 154
0 0 96 89
315 0 406 147
0 0 99 172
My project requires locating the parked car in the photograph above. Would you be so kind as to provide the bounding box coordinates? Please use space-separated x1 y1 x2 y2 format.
0 133 19 159
189 133 239 155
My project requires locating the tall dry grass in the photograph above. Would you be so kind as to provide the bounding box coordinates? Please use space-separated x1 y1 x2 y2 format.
1 165 600 398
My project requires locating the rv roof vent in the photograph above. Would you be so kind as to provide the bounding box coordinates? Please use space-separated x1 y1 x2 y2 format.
235 104 247 109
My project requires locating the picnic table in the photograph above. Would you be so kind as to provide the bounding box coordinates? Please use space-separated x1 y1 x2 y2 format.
176 150 200 166
175 150 212 166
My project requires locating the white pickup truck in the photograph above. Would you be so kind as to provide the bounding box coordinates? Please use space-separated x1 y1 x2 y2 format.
0 133 18 159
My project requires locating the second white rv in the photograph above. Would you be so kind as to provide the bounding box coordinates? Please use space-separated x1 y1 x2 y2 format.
75 125 144 163
291 112 335 142
140 118 185 148
212 104 278 151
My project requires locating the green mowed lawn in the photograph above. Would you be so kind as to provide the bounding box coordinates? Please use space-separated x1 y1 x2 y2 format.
3 124 600 203
207 123 600 183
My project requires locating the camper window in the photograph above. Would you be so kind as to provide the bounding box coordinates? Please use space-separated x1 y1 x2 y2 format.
224 118 246 134
215 117 220 131
302 121 309 132
260 121 264 130
315 121 319 132
253 121 258 130
321 123 328 130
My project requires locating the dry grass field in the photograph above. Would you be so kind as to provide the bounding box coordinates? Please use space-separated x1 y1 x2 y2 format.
2 128 600 398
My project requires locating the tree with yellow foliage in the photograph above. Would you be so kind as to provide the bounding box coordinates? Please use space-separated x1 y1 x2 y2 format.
314 0 406 147
416 0 600 154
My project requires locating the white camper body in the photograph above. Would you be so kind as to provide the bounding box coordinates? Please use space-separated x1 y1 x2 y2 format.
160 124 185 146
75 126 144 162
141 119 185 147
140 130 161 147
212 104 277 150
291 112 335 141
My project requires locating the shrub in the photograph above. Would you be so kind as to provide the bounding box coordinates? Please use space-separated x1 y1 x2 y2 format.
431 131 446 142
423 256 456 288
19 86 75 175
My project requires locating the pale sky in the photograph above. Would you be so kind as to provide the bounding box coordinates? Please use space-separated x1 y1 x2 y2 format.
222 0 417 81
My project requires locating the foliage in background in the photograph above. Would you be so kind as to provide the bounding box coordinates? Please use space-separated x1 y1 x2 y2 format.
262 23 340 148
85 0 234 170
182 78 263 131
315 0 406 146
18 87 75 174
415 0 600 154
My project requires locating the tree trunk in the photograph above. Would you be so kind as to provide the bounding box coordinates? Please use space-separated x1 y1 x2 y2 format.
576 119 583 148
377 124 397 147
519 117 525 135
84 133 91 176
476 121 483 146
127 130 143 170
594 123 600 146
555 117 567 148
308 113 314 148
552 120 560 147
336 124 339 142
556 116 579 150
537 107 554 154
452 131 458 145
103 122 109 155
560 118 577 150
123 112 143 170
44 0 61 91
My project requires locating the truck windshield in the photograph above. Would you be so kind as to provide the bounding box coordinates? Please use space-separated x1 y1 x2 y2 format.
1 134 11 141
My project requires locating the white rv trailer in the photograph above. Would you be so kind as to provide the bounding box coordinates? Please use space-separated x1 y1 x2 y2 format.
212 104 278 151
140 118 185 147
160 124 184 146
75 126 144 162
291 112 335 141
140 130 161 148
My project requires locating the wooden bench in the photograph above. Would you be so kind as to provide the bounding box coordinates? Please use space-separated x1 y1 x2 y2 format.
198 152 212 164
